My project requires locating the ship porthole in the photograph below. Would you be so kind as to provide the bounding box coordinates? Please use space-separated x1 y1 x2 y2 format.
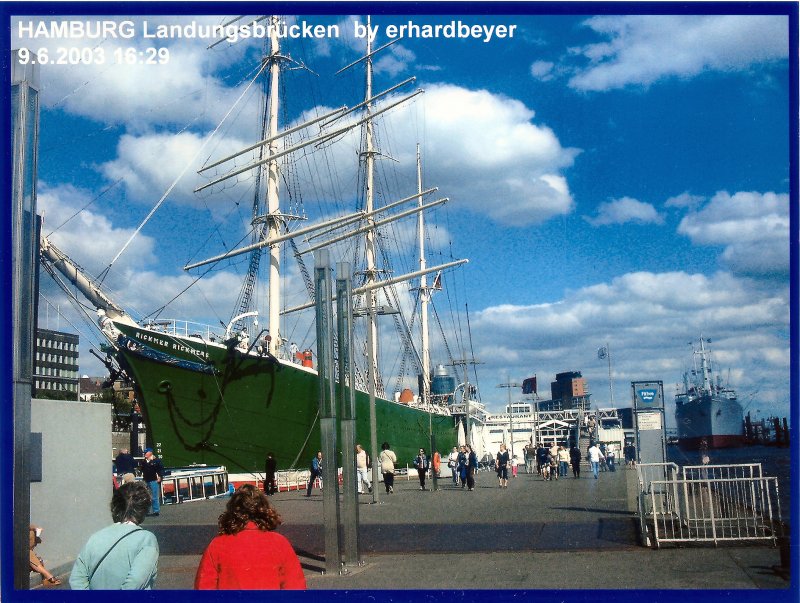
158 380 173 393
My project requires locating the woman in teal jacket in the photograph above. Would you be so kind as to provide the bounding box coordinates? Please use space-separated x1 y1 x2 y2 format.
70 482 159 589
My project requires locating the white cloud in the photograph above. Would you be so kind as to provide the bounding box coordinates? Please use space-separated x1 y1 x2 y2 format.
98 131 259 211
14 16 258 132
38 183 156 275
664 191 706 209
530 60 555 81
567 15 788 91
98 81 579 228
585 196 664 226
387 84 579 226
677 191 789 278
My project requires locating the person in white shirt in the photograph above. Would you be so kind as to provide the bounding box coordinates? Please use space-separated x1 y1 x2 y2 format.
448 446 460 485
355 444 372 494
379 442 397 494
587 443 605 479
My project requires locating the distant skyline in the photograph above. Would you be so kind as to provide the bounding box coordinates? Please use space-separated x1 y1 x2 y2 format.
10 5 795 426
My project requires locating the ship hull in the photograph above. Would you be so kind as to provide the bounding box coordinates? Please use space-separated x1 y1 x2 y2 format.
112 322 458 472
675 395 744 451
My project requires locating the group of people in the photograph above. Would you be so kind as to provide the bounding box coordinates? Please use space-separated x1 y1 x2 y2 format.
113 448 167 516
30 446 305 590
530 443 583 480
35 481 307 590
303 443 394 496
445 445 479 490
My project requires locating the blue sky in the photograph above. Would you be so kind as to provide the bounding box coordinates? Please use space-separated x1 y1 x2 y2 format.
12 6 794 426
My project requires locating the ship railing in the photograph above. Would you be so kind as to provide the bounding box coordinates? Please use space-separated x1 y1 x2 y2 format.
142 318 226 342
636 462 784 548
228 468 347 492
159 466 229 505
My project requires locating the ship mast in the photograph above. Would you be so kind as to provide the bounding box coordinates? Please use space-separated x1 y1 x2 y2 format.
264 15 282 355
698 336 712 394
417 145 431 404
363 15 380 394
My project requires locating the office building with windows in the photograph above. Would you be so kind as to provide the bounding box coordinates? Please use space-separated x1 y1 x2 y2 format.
34 328 80 400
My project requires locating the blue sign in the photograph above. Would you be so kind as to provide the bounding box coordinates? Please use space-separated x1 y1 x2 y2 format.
638 389 658 403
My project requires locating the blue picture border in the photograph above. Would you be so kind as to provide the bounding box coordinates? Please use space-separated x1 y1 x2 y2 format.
1 1 797 602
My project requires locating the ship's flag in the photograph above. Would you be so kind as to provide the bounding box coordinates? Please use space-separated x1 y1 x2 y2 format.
597 346 608 360
522 375 537 395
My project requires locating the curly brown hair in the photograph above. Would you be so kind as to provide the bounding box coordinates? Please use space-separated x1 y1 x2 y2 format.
217 483 282 535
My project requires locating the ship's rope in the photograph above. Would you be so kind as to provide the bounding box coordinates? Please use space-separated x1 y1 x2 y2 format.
40 261 109 349
288 408 321 471
39 290 105 349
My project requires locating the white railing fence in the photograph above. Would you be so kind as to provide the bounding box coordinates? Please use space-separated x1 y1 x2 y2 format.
636 462 784 548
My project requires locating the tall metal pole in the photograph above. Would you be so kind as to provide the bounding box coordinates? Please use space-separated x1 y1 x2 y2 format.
417 145 437 490
606 342 615 407
12 50 39 590
362 16 381 505
497 381 520 461
314 249 340 574
337 262 360 567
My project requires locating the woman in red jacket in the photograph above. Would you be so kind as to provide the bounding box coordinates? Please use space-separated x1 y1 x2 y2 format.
194 484 306 590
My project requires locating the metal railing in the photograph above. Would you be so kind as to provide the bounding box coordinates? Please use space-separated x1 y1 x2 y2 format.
636 462 784 548
160 466 229 505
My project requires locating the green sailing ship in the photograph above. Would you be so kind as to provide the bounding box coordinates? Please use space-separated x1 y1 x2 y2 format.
40 16 471 473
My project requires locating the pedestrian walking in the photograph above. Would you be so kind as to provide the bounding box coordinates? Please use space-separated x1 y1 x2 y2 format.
379 442 397 493
536 445 548 476
524 441 536 474
306 451 323 496
264 452 277 495
432 449 441 478
139 448 164 516
457 446 468 488
194 484 306 589
465 445 478 491
557 444 570 478
70 482 159 589
607 444 617 472
413 448 429 490
511 456 519 478
448 446 460 485
495 443 510 488
624 441 637 467
587 442 605 479
355 444 372 494
569 444 582 478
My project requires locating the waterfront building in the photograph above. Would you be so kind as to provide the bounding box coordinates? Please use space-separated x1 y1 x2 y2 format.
546 371 592 411
34 328 79 400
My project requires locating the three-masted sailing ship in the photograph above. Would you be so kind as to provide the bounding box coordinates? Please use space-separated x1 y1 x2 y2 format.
40 15 474 472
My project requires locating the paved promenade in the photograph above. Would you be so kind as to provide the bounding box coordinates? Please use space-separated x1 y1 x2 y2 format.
45 467 790 591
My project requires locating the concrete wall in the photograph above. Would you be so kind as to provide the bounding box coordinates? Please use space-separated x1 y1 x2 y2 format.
30 399 112 580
